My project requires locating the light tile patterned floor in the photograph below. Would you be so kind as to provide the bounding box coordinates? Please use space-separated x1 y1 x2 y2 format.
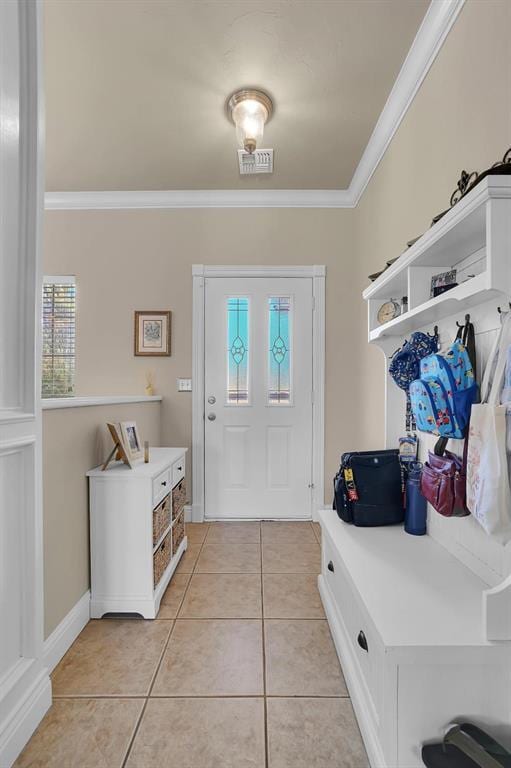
15 522 368 768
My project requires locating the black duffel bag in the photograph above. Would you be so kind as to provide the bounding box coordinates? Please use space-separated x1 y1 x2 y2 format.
333 449 404 527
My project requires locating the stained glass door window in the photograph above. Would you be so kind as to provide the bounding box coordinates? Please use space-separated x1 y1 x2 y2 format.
227 297 249 403
268 296 291 404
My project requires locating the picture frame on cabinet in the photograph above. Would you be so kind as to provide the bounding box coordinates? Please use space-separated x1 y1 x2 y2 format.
103 422 133 470
134 310 171 356
120 421 143 461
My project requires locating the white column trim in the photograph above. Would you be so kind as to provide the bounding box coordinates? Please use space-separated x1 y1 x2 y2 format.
191 265 326 522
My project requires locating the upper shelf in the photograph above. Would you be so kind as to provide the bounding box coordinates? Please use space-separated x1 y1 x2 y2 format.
363 176 511 341
363 176 511 302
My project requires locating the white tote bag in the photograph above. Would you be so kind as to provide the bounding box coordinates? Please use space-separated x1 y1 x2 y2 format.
466 312 511 540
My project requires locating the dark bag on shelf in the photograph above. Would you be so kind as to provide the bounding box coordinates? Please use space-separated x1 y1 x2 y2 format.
422 721 511 768
420 446 469 517
333 449 404 527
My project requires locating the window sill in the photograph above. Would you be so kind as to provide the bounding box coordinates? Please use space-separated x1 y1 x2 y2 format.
41 395 163 410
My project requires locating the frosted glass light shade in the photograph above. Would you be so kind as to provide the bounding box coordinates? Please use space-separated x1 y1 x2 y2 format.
228 89 273 154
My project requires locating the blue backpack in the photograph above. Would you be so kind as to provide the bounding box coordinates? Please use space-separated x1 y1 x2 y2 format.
389 331 439 391
409 339 477 438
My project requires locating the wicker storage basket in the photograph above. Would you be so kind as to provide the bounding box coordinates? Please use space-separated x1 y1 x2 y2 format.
153 531 171 587
173 511 185 556
172 478 186 521
152 494 171 547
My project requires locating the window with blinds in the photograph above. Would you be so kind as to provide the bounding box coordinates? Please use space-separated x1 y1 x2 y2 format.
42 278 76 397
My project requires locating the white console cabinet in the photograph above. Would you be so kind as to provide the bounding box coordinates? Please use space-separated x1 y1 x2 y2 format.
87 447 188 619
318 510 511 768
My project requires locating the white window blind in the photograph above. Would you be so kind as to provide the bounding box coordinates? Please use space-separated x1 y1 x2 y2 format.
42 276 76 398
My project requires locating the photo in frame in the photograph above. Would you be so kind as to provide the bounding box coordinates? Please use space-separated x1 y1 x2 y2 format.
103 422 133 470
120 421 143 462
134 311 171 356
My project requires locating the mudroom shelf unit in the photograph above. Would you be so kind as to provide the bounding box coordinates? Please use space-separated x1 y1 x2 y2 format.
318 510 511 768
317 173 511 768
363 176 511 341
87 447 188 619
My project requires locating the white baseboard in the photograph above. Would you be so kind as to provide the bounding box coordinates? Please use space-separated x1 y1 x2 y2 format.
0 670 51 768
42 591 90 673
184 504 192 523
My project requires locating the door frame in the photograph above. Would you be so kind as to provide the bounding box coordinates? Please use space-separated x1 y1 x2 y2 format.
192 264 325 523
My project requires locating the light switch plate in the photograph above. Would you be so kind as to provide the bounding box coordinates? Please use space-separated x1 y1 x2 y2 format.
177 378 192 392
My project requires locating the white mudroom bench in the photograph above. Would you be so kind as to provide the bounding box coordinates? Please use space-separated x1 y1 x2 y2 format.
318 509 511 768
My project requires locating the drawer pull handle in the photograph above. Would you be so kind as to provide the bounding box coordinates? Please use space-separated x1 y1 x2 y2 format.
357 630 368 652
161 480 167 487
327 560 334 573
177 466 182 471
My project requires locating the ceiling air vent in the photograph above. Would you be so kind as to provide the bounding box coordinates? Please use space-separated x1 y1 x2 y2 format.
238 148 273 175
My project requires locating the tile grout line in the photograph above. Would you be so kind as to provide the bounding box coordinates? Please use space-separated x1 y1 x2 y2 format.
121 524 211 768
260 522 269 768
51 693 350 700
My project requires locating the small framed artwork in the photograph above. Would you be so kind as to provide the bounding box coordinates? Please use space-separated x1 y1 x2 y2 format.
134 311 171 356
430 269 457 298
120 421 143 461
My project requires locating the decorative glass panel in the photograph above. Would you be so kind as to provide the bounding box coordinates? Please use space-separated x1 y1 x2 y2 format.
227 297 249 404
268 296 291 404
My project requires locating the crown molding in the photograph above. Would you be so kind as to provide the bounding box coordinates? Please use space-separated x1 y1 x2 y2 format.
44 0 464 211
45 188 354 210
348 0 465 205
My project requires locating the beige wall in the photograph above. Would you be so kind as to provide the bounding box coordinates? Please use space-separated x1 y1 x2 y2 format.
43 402 161 637
44 207 359 494
42 0 510 635
352 0 511 447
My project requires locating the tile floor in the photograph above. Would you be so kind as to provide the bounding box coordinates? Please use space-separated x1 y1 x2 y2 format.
15 521 368 768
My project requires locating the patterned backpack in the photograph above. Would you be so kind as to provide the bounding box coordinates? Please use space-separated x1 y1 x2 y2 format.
389 331 439 390
409 338 477 438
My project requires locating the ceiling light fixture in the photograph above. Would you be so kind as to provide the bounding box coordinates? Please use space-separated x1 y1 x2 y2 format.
227 88 273 155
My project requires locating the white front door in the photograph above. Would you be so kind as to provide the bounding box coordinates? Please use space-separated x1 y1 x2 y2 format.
204 277 313 519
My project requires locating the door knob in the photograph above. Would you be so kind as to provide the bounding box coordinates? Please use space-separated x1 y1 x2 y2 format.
208 396 216 404
207 413 216 421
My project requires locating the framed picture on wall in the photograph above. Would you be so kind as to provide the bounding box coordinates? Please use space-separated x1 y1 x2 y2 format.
134 311 171 356
120 421 143 461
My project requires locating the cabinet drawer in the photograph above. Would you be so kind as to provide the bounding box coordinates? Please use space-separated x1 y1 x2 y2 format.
172 457 185 487
153 530 171 588
322 530 382 723
172 478 186 521
152 493 171 547
152 468 171 506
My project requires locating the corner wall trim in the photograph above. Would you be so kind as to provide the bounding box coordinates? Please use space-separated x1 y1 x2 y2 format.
348 0 465 205
42 591 90 673
45 189 354 210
